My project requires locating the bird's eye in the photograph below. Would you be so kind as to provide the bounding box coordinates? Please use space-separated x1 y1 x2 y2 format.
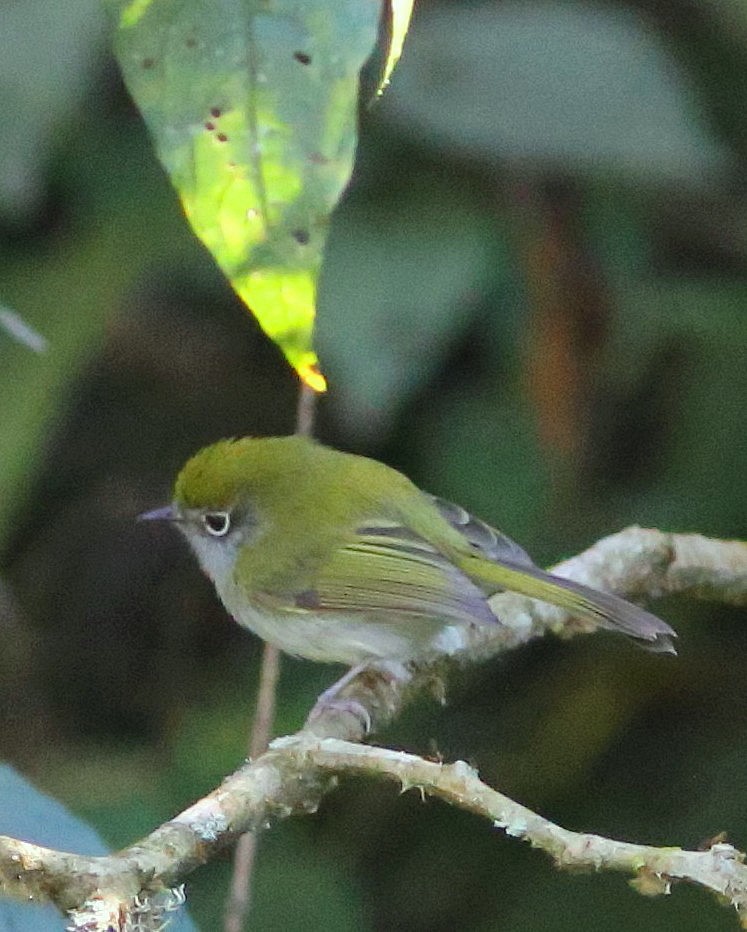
202 511 232 537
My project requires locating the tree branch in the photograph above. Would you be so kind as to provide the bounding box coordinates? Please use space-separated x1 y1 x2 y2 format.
478 526 747 651
278 737 747 921
1 528 745 929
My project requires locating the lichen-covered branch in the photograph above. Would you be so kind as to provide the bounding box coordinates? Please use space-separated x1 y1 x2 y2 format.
279 737 747 924
545 526 747 621
477 526 747 650
0 528 745 929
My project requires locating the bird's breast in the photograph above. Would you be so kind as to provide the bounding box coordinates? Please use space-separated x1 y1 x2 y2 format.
218 584 473 666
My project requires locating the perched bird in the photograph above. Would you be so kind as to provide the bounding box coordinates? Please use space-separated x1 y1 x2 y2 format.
140 436 676 665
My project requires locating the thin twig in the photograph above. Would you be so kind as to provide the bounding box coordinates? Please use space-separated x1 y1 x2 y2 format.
224 642 281 932
295 381 317 438
224 381 319 931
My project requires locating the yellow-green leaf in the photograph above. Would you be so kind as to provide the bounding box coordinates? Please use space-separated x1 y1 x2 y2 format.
379 0 415 93
112 0 386 391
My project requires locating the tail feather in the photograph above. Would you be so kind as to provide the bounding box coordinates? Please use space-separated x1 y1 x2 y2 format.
470 557 677 653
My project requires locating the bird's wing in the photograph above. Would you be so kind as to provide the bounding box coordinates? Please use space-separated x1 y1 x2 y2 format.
430 496 676 652
427 495 537 567
269 521 496 628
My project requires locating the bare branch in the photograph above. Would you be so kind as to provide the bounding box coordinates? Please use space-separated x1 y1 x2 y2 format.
477 527 747 650
548 527 747 616
281 737 747 922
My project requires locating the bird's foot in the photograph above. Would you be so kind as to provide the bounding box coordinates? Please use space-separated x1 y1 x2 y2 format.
305 660 411 736
307 695 373 733
306 663 373 733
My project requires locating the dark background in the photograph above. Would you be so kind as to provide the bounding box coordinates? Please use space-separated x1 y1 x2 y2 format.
1 0 746 928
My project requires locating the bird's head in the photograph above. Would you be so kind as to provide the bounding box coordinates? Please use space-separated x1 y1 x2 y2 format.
139 438 271 584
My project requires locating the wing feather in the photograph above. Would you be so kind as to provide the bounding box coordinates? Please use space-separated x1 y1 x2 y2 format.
285 525 496 627
428 495 536 567
255 503 674 654
429 497 675 650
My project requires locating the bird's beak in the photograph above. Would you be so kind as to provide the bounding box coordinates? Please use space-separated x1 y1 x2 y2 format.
137 505 178 523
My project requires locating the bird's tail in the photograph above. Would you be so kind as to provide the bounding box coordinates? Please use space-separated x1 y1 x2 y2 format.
472 558 677 653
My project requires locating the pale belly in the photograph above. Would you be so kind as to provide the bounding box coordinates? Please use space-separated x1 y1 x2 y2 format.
223 598 477 666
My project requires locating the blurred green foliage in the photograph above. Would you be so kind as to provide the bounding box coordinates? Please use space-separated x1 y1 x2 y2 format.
0 0 745 930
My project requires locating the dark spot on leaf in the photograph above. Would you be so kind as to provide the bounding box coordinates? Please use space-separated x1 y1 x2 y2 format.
216 133 228 143
142 58 155 69
308 152 330 165
210 107 222 118
293 51 312 65
292 229 310 245
185 36 197 48
205 121 215 131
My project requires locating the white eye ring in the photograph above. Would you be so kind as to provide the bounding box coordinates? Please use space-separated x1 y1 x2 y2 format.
202 511 232 537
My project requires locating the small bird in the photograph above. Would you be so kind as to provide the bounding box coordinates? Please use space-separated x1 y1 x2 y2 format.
140 436 676 666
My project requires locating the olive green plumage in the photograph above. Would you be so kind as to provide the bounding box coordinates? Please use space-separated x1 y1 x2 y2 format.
154 435 676 665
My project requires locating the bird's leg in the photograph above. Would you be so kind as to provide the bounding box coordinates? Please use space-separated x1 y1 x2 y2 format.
306 660 411 735
306 663 376 733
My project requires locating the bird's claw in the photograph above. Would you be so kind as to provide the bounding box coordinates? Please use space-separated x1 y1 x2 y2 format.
306 695 372 733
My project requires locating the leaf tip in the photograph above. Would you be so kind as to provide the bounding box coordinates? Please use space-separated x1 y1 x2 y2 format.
299 362 327 394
